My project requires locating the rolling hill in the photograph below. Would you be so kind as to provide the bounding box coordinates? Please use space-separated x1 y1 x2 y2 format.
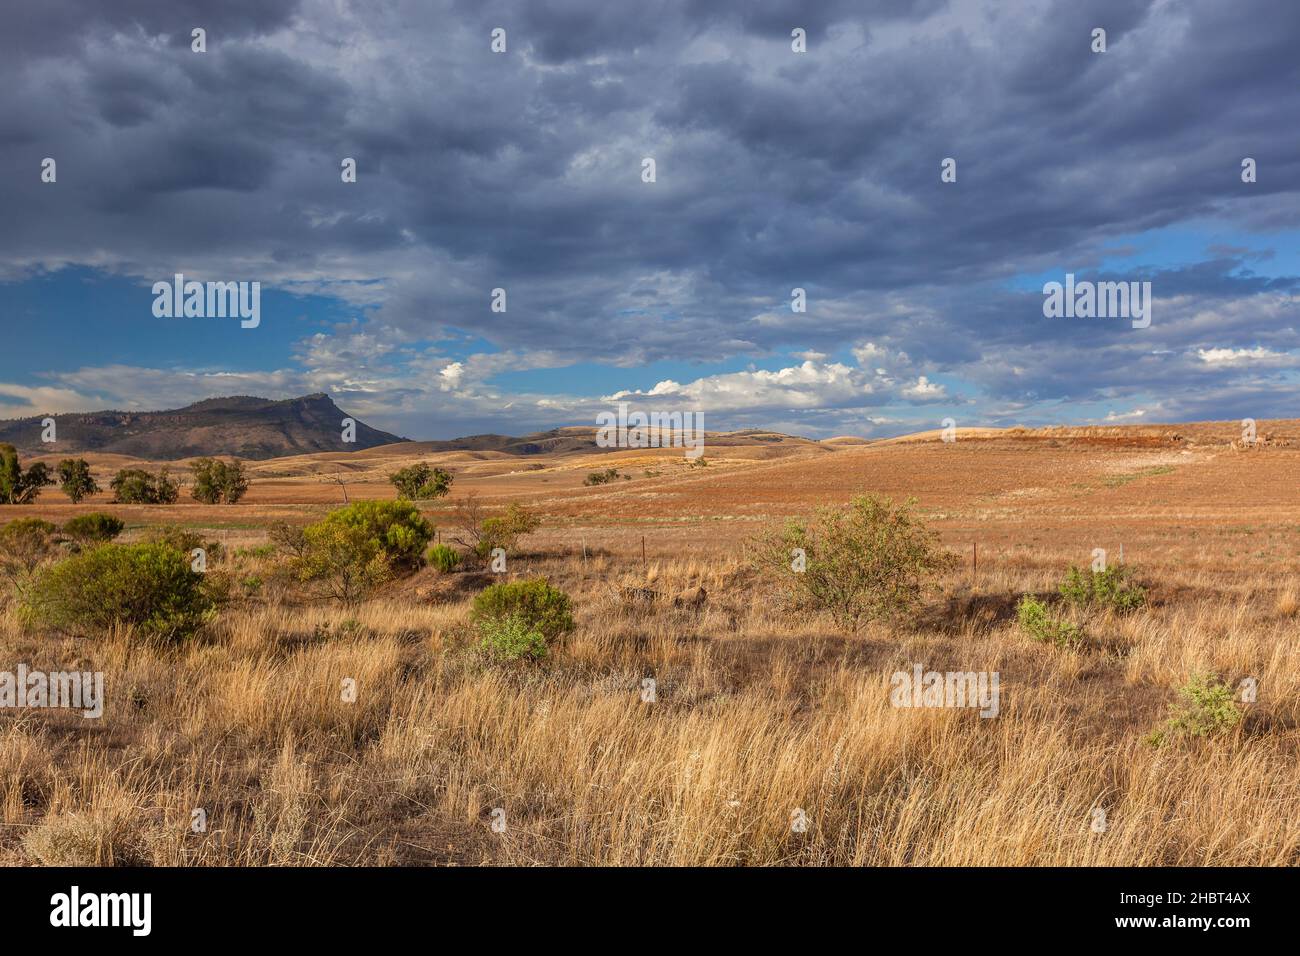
0 393 406 460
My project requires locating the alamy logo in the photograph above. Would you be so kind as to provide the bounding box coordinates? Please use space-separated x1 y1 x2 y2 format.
0 665 103 718
152 273 260 328
1042 273 1151 329
596 402 704 459
890 664 1000 718
50 886 151 936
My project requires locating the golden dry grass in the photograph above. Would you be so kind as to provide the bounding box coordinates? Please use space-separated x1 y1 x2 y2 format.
2 432 1298 866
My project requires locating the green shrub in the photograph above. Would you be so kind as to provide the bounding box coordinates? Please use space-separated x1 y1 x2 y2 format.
471 578 574 646
389 463 453 500
583 468 622 486
751 495 952 631
0 517 58 544
315 500 432 570
110 468 179 504
190 458 249 504
478 614 549 661
21 542 216 640
62 513 125 545
1146 673 1244 747
426 543 462 573
292 521 391 604
1059 564 1145 612
289 501 433 603
233 543 276 560
1015 596 1084 648
143 525 222 562
57 458 99 503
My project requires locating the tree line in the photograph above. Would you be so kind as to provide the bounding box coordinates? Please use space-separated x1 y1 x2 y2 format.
2 443 459 508
0 444 249 505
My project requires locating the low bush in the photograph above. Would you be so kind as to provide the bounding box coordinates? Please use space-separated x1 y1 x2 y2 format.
21 541 217 640
0 517 58 545
288 501 433 603
144 525 222 563
470 578 574 649
1146 673 1243 747
426 543 462 573
1015 596 1084 648
449 495 543 562
292 521 392 604
1059 564 1145 612
476 503 541 559
477 614 549 661
751 495 952 631
62 513 125 545
314 500 432 571
23 810 152 867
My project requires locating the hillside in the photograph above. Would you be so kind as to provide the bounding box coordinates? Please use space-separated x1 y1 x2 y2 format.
0 393 406 460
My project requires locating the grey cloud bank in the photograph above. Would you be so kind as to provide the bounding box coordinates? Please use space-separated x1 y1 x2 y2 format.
2 0 1299 437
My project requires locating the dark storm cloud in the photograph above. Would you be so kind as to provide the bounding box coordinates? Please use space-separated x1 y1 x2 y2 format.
2 0 302 59
1 0 1299 430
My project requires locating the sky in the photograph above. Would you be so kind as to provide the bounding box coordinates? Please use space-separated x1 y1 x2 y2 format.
1 0 1298 440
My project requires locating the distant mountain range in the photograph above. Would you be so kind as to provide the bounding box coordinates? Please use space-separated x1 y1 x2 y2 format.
0 394 407 460
1 393 836 462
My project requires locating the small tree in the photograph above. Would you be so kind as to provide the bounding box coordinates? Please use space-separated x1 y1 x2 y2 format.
389 463 453 500
0 444 55 504
320 473 350 503
109 468 179 504
478 502 541 558
219 459 249 504
584 468 622 486
449 493 488 553
57 458 100 503
111 468 180 504
751 495 953 631
190 458 249 504
452 498 542 560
